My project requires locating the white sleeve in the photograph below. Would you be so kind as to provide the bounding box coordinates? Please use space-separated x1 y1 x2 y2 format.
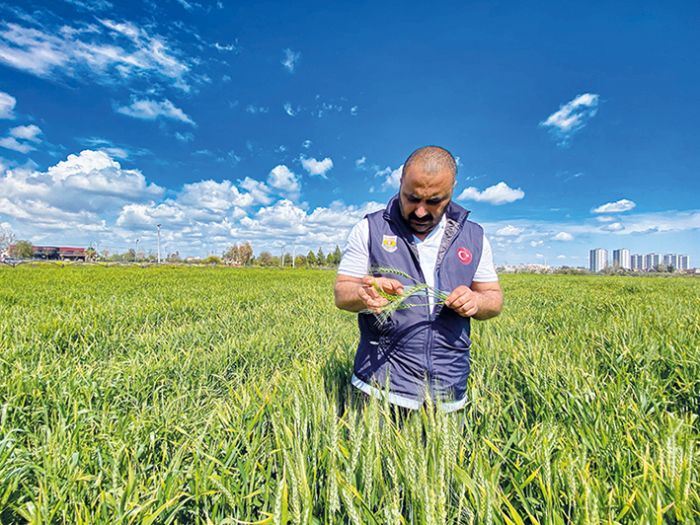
473 234 499 282
337 219 370 278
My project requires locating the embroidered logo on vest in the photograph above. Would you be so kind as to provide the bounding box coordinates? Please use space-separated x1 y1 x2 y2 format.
457 247 473 265
382 235 397 253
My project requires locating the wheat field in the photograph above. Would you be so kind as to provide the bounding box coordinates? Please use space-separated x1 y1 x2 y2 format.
0 266 698 524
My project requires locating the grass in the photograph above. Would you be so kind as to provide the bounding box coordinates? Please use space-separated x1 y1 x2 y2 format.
0 266 698 523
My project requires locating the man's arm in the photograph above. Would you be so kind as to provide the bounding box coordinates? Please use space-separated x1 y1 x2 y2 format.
334 274 404 313
443 281 503 320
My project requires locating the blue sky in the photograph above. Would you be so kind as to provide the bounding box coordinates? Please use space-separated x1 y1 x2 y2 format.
0 0 698 265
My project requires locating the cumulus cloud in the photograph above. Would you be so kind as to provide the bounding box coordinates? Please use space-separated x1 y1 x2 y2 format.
301 156 333 178
246 104 269 115
457 181 524 205
281 48 301 72
0 91 16 119
267 165 300 199
552 231 574 241
355 156 366 167
495 225 523 237
592 199 636 214
0 19 193 90
0 149 163 234
540 93 599 145
116 98 195 125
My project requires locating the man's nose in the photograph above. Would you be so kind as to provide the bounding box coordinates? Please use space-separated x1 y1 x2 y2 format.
415 206 428 218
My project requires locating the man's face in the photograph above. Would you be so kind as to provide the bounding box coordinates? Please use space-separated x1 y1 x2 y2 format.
399 164 455 235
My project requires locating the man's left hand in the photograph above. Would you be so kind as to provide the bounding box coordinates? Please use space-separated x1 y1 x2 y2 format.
444 285 479 318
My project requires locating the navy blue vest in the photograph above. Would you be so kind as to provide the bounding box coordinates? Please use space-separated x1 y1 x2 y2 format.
353 196 484 404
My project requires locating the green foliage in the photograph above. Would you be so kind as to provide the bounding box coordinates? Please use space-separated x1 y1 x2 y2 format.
9 239 33 258
0 268 698 523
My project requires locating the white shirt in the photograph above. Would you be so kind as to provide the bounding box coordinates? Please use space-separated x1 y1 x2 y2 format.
338 215 499 289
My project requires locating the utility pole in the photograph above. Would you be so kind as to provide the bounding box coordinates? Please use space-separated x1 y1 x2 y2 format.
156 224 161 264
292 243 296 268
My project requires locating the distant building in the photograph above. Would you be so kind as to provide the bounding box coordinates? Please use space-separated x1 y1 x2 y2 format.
7 244 86 261
590 248 608 272
612 248 631 270
631 254 644 271
678 254 690 271
663 254 678 270
644 253 660 270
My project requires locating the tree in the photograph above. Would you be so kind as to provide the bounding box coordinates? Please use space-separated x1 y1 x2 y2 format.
85 247 97 261
306 250 317 267
167 251 181 263
294 255 306 267
257 251 273 266
316 248 325 267
125 248 136 262
9 240 33 259
327 245 342 266
239 242 253 265
203 255 222 265
223 244 240 265
223 242 254 265
0 225 15 253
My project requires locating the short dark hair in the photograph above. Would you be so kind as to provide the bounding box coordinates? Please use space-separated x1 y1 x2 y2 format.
402 146 457 180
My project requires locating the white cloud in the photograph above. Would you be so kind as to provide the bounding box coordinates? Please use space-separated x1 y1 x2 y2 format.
592 199 636 214
302 139 311 149
495 225 523 237
116 98 195 125
457 181 524 205
376 165 403 191
0 136 34 153
0 124 43 153
355 156 366 167
246 104 269 115
602 222 624 232
350 105 358 116
0 91 16 119
540 93 599 145
301 156 333 178
281 48 301 73
552 231 574 241
283 102 298 117
596 215 616 223
267 165 300 199
9 124 41 141
0 20 193 91
530 240 544 247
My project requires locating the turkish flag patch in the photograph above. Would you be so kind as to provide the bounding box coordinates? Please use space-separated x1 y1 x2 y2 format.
457 247 473 265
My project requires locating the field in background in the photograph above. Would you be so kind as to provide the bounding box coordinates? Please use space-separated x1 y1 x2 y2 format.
0 266 698 524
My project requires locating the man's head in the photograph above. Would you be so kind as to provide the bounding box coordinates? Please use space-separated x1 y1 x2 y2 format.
399 146 457 236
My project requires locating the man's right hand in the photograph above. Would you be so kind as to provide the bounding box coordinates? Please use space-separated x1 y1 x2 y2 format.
357 276 404 313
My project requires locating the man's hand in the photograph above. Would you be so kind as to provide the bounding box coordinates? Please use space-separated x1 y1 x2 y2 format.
444 285 479 318
334 274 403 313
357 276 404 313
444 281 503 320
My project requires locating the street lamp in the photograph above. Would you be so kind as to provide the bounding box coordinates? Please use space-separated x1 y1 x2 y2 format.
157 224 161 264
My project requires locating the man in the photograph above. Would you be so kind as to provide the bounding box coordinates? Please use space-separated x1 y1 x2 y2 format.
334 146 503 413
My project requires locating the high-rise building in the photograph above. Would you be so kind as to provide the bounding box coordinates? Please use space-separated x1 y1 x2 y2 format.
613 249 631 269
590 248 608 272
644 253 660 271
663 254 678 270
678 255 690 271
631 254 644 271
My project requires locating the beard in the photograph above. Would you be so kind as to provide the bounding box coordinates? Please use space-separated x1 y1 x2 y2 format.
407 212 436 233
